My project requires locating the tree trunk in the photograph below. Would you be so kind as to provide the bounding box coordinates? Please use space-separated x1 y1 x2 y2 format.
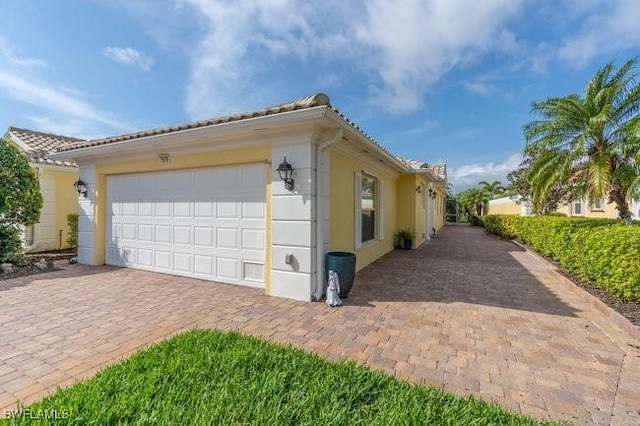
609 187 631 223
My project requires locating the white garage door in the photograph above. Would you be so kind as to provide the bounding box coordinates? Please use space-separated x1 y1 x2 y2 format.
106 164 266 288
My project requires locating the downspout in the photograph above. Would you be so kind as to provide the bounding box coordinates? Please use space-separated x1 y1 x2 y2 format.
312 128 344 301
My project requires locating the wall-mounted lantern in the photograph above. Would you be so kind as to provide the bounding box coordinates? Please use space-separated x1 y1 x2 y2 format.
74 179 88 198
277 156 295 191
416 185 423 194
428 188 434 199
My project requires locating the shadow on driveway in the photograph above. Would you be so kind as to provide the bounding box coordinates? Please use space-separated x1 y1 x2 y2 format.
349 226 579 318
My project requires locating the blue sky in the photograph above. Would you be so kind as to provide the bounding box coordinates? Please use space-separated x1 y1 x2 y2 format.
0 1 638 191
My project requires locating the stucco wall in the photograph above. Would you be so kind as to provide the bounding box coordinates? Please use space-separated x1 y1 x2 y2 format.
53 169 79 249
329 150 398 271
488 198 521 215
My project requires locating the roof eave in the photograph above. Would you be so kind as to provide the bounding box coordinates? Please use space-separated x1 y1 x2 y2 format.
324 109 408 173
49 106 330 160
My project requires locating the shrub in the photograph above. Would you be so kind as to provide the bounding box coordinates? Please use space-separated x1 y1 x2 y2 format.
470 215 484 227
0 224 23 263
66 213 79 248
482 215 640 301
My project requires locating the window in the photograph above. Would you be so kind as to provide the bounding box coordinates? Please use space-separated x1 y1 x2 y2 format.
573 200 583 216
355 172 384 248
361 174 377 243
590 197 604 211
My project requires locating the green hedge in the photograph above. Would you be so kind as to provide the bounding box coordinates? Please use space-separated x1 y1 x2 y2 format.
470 215 484 227
483 215 640 301
0 224 22 263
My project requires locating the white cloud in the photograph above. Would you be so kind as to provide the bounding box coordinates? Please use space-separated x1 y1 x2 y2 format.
129 0 525 118
449 153 522 191
0 36 48 69
0 37 131 137
557 0 640 66
355 0 523 112
464 80 495 96
103 46 154 70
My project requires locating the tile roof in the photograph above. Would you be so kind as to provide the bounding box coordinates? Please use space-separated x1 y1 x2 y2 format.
6 127 84 168
396 157 447 181
46 93 444 176
56 94 332 152
53 93 402 165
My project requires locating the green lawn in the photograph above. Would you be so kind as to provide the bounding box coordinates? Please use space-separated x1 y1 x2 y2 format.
3 330 559 425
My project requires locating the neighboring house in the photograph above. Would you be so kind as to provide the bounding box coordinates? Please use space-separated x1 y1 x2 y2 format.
487 195 638 218
487 196 532 216
3 127 82 252
50 94 448 302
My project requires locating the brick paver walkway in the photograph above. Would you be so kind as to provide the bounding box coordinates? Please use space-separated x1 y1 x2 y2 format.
1 226 638 425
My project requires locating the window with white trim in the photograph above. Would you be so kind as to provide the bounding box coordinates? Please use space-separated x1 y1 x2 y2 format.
355 172 384 248
361 174 377 243
572 200 583 216
590 197 604 211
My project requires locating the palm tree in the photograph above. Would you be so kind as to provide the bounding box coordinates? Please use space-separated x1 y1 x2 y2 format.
456 187 490 216
478 180 505 199
524 57 640 220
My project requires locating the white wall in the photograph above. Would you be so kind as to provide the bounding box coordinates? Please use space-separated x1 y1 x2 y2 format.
77 166 96 265
270 142 316 302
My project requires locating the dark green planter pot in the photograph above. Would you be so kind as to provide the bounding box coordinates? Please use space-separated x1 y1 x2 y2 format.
325 251 356 298
403 239 413 250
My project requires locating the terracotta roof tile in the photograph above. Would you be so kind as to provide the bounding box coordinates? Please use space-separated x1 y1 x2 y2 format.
396 157 447 181
6 127 84 168
56 93 332 152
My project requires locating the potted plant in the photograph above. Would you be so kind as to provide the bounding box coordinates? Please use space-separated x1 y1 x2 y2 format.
396 228 416 250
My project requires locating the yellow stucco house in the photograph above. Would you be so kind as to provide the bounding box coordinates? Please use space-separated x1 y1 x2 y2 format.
487 195 639 219
4 127 81 252
50 94 448 301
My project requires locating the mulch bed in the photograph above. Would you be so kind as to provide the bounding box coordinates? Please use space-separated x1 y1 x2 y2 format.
0 249 77 285
557 269 640 327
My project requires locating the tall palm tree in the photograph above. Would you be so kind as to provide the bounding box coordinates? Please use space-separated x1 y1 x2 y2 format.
524 57 640 220
478 180 505 199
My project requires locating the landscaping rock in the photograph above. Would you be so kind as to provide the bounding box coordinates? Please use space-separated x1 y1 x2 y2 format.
1 263 13 274
36 259 48 271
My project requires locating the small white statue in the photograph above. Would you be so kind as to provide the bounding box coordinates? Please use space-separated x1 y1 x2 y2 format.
326 270 342 307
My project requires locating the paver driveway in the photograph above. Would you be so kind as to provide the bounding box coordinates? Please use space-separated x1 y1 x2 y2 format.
1 226 639 425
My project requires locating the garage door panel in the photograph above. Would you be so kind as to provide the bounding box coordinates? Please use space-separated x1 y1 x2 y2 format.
154 225 172 243
138 248 153 267
217 199 238 218
138 224 153 242
155 199 172 217
217 228 238 249
154 250 171 269
194 226 214 247
242 229 264 250
173 252 191 273
173 226 192 245
217 257 238 279
106 164 265 288
194 255 214 276
122 223 137 241
242 200 265 218
194 201 214 217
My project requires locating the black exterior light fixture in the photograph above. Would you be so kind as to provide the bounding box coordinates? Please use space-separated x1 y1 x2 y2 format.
277 156 295 191
428 188 434 198
416 185 423 194
74 179 88 198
